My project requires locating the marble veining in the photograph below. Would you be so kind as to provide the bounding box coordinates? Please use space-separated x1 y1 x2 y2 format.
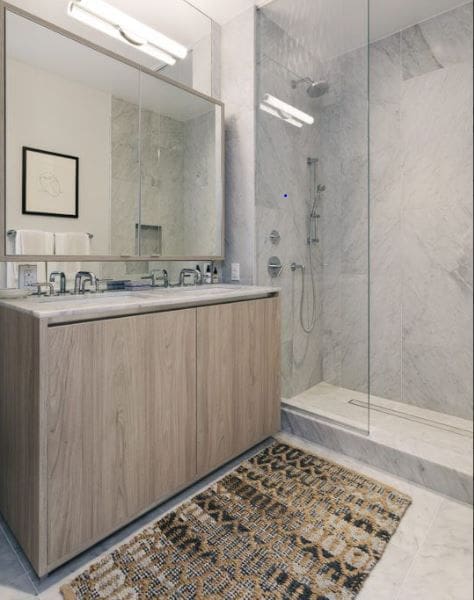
401 24 443 80
401 3 473 80
368 4 473 418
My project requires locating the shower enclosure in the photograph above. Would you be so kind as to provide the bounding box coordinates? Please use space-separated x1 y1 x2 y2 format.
256 0 473 450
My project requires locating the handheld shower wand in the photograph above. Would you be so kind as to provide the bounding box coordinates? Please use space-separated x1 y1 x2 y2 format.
292 158 325 334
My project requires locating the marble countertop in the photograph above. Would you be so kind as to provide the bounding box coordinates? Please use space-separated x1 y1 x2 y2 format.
0 285 279 324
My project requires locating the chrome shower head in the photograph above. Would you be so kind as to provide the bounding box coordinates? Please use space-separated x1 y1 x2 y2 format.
306 80 330 98
292 77 329 98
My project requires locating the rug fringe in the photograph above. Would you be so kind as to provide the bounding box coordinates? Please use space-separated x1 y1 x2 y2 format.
60 584 77 600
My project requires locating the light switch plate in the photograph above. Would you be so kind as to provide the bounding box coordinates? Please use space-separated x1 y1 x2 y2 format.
18 264 37 289
231 263 240 281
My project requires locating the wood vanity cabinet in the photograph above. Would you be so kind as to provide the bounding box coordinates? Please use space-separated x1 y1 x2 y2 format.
197 297 281 473
0 295 280 576
47 309 197 567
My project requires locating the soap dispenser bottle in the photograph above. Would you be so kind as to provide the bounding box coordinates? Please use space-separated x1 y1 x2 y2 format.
212 266 219 284
204 264 212 284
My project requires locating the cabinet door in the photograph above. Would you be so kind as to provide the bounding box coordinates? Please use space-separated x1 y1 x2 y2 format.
197 297 280 474
47 309 196 566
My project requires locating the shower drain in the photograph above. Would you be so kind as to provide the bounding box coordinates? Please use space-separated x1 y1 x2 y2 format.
349 399 473 438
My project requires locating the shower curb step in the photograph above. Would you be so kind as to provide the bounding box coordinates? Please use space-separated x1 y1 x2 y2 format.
281 405 473 504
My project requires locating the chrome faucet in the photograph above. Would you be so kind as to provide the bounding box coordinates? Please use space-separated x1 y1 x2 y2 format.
179 268 202 286
35 282 55 296
74 271 97 294
49 271 67 294
141 269 169 288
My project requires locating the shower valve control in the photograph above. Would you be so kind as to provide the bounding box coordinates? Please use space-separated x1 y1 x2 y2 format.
267 256 283 278
269 230 281 244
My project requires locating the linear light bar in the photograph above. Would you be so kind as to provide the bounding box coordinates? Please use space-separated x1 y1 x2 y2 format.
262 94 314 125
68 0 188 66
259 103 303 128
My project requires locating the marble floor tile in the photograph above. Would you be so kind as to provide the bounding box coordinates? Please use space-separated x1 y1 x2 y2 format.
358 542 415 600
0 574 37 600
0 527 37 598
0 529 28 588
395 499 473 600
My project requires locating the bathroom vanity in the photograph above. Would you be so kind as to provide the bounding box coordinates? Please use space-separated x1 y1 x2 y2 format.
0 287 280 576
0 2 280 578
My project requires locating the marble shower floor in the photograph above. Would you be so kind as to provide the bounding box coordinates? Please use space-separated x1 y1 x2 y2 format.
283 382 473 480
0 435 472 599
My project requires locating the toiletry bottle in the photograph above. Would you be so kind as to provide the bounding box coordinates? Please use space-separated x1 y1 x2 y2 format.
204 264 212 284
212 266 219 284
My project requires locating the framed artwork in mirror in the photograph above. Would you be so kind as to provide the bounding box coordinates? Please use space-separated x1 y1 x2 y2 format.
22 147 79 218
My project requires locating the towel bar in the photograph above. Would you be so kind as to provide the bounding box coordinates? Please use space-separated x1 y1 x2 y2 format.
7 229 93 239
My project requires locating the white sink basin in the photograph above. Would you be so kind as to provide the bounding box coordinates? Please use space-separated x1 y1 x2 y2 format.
145 285 240 294
36 293 145 303
34 286 243 304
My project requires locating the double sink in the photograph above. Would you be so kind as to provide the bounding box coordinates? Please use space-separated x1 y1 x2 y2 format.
35 285 240 303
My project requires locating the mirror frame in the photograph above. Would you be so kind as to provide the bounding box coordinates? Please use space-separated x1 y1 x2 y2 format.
0 1 225 263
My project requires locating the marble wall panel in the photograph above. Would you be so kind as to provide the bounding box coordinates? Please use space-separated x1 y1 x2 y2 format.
370 4 473 417
400 62 473 417
368 33 403 400
221 7 256 284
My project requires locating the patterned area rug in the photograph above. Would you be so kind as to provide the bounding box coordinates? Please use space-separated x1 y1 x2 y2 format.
61 442 411 599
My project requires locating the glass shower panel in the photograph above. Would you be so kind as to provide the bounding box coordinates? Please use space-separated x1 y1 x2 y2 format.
256 0 370 433
369 2 473 427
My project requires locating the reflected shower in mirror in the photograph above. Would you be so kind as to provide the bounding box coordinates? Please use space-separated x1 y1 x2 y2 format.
3 8 223 264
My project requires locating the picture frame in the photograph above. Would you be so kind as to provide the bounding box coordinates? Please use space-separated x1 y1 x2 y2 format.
22 146 79 218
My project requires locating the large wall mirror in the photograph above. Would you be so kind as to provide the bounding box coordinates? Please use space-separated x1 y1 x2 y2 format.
1 5 224 263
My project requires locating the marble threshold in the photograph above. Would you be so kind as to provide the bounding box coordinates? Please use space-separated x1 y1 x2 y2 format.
282 382 473 504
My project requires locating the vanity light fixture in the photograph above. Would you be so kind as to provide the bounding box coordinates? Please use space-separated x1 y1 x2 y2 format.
260 93 314 127
67 0 188 66
259 103 303 128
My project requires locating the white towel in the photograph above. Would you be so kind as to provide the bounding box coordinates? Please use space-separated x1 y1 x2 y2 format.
15 229 55 255
7 230 54 288
49 232 92 290
54 232 91 255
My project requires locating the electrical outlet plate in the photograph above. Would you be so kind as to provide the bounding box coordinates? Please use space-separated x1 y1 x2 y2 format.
231 263 240 281
18 264 38 289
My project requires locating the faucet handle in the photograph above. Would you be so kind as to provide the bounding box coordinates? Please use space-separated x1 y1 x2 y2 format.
35 282 55 296
151 268 169 288
142 270 169 288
